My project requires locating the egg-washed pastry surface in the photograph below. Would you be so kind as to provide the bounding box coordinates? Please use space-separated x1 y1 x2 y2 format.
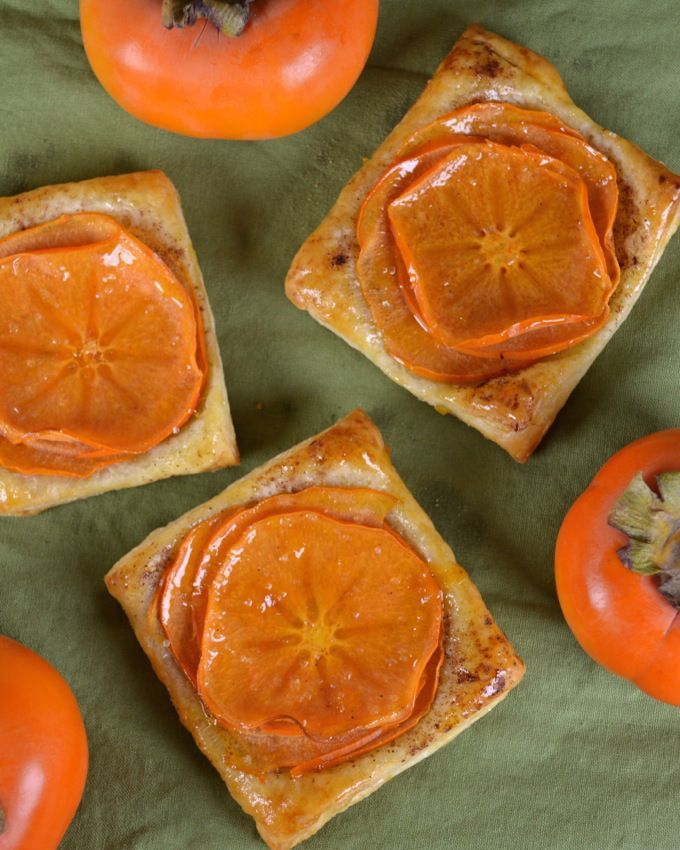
106 409 524 850
286 26 680 462
0 170 238 515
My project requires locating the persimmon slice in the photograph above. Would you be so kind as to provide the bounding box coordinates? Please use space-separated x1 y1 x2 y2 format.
400 102 619 290
0 433 127 478
388 141 611 351
160 486 398 686
356 143 535 382
291 636 444 775
197 511 442 738
0 213 203 454
158 514 229 684
221 640 443 777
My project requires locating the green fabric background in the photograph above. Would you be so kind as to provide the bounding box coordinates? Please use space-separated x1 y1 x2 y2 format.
1 1 679 848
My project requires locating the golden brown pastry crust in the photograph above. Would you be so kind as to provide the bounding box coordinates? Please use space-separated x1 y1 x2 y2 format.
105 409 524 850
0 170 238 515
285 26 680 462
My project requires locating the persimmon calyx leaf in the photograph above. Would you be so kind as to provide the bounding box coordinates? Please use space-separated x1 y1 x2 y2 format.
608 471 680 607
161 0 253 37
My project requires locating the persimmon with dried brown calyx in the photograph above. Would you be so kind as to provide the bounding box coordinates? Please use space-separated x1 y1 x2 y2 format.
80 0 379 139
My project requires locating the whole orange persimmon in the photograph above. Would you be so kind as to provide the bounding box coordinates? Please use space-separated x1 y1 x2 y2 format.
80 0 379 139
0 636 88 850
555 430 680 706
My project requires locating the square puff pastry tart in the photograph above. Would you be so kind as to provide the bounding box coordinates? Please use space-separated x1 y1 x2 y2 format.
106 409 524 850
0 170 238 516
285 26 680 462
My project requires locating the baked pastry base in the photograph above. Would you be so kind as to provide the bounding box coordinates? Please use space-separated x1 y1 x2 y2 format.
106 409 524 850
0 170 238 515
285 26 680 462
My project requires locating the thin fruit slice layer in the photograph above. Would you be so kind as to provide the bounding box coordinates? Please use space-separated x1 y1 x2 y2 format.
0 213 205 476
158 486 444 776
400 102 619 288
223 638 443 777
0 434 127 477
356 142 536 382
389 141 611 351
198 511 442 737
160 486 398 686
355 101 620 381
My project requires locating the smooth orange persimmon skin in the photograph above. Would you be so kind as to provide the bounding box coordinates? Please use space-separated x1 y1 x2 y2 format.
555 430 680 706
389 141 611 352
0 213 203 469
197 511 442 738
160 486 398 686
79 0 379 140
0 637 88 850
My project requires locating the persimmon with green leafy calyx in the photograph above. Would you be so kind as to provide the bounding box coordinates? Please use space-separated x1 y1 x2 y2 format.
555 430 680 706
0 213 204 470
608 472 680 604
197 511 442 738
159 486 398 686
0 636 88 850
80 0 379 140
388 141 611 353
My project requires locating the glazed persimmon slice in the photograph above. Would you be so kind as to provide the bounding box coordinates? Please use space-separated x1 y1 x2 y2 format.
357 143 535 382
222 710 385 776
290 635 444 776
220 640 443 777
0 213 203 453
197 511 442 738
358 144 604 371
0 433 127 478
158 514 229 684
388 141 610 352
400 102 620 288
160 486 398 686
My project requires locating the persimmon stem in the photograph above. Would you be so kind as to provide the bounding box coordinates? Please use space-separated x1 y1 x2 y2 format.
162 0 253 37
608 471 680 609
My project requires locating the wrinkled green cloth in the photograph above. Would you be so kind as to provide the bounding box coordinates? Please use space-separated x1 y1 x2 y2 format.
1 2 680 848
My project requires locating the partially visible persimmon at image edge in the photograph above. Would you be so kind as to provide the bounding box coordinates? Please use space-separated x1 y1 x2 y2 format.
154 485 444 777
0 212 206 477
355 102 620 383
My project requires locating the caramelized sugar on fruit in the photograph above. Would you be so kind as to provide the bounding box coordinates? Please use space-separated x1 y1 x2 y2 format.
0 213 205 476
356 143 536 382
198 511 442 738
400 102 619 288
158 487 444 775
160 486 398 686
355 102 620 382
389 142 610 351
